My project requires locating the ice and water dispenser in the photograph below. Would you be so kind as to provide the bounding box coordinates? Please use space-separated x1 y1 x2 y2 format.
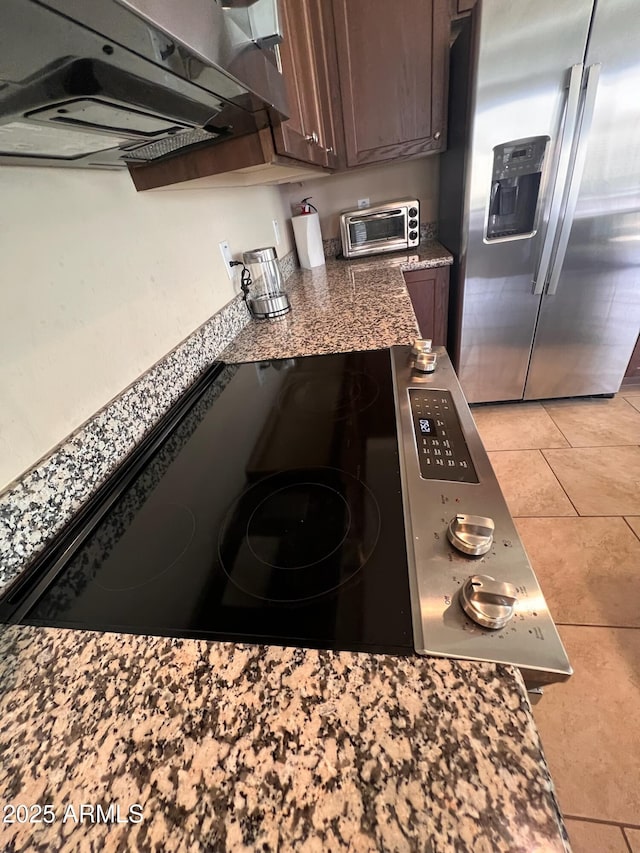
486 136 549 240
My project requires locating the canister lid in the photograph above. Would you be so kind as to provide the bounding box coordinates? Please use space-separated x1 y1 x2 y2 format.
243 246 278 264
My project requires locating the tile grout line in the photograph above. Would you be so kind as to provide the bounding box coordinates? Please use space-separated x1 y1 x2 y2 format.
512 513 608 519
538 441 640 515
537 448 582 516
622 516 640 544
484 445 567 452
538 404 574 448
620 396 640 417
622 827 635 853
515 511 640 519
563 814 640 831
556 621 640 630
487 443 640 451
545 441 640 449
486 446 579 515
513 513 628 518
488 441 640 518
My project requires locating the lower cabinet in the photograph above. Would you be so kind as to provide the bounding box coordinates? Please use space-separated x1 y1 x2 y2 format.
403 266 450 347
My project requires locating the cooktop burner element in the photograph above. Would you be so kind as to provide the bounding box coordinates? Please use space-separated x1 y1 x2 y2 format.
218 468 380 602
95 502 197 592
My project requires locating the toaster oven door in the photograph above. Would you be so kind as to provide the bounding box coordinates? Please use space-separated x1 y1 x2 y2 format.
342 208 408 257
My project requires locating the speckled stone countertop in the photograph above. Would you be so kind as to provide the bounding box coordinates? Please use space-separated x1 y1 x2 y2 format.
0 626 568 852
221 242 452 364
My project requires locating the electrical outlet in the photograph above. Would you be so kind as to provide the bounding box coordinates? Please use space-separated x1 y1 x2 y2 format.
272 219 281 244
218 240 233 280
357 197 370 209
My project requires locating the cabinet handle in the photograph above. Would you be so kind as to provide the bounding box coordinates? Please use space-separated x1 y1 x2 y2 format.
324 146 334 154
304 131 319 145
434 131 442 141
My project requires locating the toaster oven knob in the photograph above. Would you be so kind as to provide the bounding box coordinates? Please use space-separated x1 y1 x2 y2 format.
460 574 518 630
447 514 494 555
409 230 418 241
409 207 418 218
411 338 432 356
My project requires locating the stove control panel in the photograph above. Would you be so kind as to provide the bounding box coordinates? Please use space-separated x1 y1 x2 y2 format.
409 390 478 483
391 346 572 686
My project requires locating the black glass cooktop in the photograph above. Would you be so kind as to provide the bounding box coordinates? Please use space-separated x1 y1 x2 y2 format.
9 349 413 654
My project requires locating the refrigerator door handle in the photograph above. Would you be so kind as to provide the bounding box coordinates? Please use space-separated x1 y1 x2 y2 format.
546 63 602 295
532 64 584 295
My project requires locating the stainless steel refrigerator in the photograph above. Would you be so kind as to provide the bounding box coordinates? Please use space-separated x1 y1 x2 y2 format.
439 0 640 403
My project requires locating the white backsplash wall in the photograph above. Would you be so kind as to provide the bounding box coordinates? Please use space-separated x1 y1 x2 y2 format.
281 156 439 239
0 166 292 491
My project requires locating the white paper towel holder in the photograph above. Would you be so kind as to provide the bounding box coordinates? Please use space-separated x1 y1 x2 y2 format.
292 197 325 269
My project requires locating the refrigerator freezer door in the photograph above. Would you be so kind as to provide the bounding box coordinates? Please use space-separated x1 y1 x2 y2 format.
524 0 640 399
457 0 593 403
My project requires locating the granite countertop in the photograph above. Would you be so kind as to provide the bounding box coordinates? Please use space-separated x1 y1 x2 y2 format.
0 239 569 852
221 242 452 364
0 626 567 852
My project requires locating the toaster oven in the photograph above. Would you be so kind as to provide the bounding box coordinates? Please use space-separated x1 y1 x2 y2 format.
339 199 420 258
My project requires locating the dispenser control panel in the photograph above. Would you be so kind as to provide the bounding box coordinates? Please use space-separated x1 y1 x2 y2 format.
493 137 548 180
487 135 549 240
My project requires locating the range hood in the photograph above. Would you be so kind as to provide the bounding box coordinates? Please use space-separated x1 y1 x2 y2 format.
0 0 288 168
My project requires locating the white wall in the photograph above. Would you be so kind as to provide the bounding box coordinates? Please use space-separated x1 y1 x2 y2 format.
0 166 292 490
280 156 439 239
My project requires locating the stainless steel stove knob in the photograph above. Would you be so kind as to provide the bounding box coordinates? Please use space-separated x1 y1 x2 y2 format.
447 514 494 555
411 338 432 356
460 574 518 630
414 351 437 373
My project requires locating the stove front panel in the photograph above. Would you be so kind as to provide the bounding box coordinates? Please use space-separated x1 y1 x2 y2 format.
392 346 572 686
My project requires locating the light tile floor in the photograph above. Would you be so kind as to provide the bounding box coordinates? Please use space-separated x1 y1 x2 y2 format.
472 391 640 853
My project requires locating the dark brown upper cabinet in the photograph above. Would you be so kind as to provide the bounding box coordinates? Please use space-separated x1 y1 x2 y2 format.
129 1 455 190
273 0 342 169
332 0 449 167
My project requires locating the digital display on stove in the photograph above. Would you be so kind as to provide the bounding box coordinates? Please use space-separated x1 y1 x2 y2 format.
419 417 437 435
409 390 479 484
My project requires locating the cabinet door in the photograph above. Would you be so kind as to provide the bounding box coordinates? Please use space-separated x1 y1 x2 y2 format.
273 0 341 167
307 0 343 169
332 0 449 166
273 0 323 165
404 267 450 347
